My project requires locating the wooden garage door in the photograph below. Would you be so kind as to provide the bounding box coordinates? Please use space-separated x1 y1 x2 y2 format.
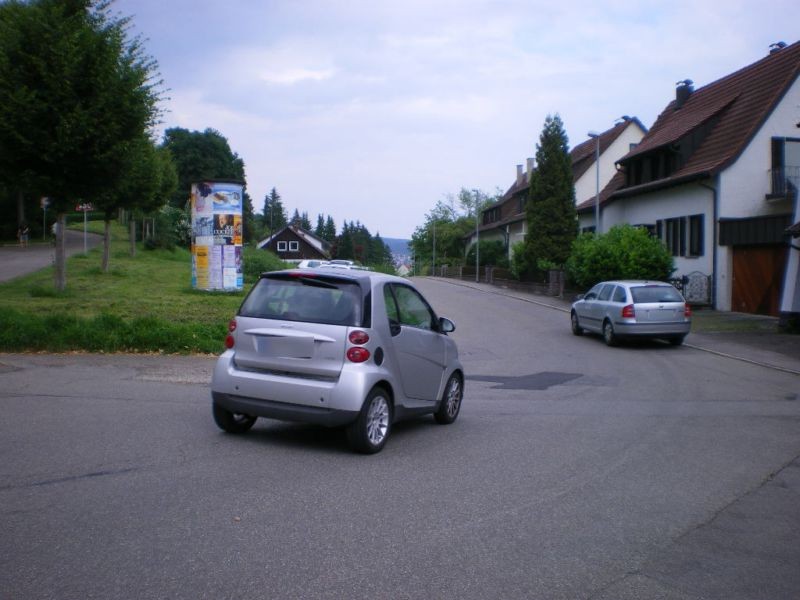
732 245 788 316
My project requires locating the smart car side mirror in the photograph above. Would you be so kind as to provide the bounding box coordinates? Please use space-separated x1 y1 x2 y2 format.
439 317 456 333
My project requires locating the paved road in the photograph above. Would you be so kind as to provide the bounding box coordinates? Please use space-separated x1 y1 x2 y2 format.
1 278 798 599
0 229 102 282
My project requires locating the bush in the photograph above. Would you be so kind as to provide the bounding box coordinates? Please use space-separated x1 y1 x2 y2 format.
566 224 674 289
466 240 509 268
144 206 191 250
241 247 289 282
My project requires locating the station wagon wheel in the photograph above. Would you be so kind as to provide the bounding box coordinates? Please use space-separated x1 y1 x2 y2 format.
570 311 583 336
668 335 686 346
213 402 257 434
602 320 618 347
347 387 392 454
434 373 463 425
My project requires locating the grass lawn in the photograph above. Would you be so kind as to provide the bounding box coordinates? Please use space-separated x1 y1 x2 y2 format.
0 221 287 354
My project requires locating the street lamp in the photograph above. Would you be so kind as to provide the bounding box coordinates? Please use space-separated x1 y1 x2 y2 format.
588 131 601 234
473 189 480 283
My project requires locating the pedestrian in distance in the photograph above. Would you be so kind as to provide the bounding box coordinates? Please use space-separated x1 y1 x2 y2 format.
17 223 29 248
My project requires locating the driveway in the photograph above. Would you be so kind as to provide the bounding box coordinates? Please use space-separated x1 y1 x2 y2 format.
0 229 102 282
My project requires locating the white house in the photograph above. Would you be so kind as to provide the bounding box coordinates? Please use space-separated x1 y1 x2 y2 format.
578 41 800 322
470 116 647 259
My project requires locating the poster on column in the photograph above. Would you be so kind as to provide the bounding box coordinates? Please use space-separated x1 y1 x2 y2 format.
190 181 244 291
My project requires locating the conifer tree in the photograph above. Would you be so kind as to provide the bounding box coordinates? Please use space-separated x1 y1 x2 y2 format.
519 114 577 277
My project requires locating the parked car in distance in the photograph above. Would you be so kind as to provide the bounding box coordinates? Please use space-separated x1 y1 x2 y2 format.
296 259 329 269
211 269 464 453
570 280 691 346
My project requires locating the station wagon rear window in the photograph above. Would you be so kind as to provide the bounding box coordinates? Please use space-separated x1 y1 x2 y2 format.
630 285 683 304
239 275 362 326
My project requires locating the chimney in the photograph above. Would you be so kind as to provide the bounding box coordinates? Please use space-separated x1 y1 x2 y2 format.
526 158 534 181
516 164 523 183
675 79 694 110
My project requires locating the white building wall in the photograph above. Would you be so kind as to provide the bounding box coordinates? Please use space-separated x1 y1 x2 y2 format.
603 183 715 278
574 123 647 208
718 75 800 219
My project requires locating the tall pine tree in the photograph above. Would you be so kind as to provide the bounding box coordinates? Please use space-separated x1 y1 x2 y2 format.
263 188 286 235
519 114 577 277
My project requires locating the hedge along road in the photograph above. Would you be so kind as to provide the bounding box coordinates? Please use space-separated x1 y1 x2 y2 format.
0 229 103 283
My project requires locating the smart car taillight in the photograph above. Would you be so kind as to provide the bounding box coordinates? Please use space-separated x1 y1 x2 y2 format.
225 334 235 349
349 330 370 345
621 304 635 318
347 347 370 363
228 319 237 332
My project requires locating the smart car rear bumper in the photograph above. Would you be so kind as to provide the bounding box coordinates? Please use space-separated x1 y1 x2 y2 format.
212 391 358 427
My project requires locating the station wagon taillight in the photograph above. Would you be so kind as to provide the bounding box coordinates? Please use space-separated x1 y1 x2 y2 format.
621 304 635 319
685 304 692 317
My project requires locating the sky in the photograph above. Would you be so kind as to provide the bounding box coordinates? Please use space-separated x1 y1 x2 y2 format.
115 0 800 239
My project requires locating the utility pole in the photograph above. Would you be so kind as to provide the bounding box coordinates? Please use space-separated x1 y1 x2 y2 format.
473 189 480 282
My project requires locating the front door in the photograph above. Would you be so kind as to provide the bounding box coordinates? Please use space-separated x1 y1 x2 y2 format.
732 245 788 316
384 284 446 401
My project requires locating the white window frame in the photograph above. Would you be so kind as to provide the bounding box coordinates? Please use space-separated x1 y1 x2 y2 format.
277 241 287 252
289 241 299 252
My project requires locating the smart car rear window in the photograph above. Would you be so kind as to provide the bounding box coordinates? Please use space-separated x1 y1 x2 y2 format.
239 276 362 326
631 285 683 303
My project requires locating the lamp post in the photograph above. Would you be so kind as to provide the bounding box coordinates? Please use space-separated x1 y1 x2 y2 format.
473 189 480 282
432 219 436 276
587 131 601 234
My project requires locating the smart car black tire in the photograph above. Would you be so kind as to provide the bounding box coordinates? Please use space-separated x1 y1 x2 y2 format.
570 311 583 336
603 320 618 347
434 373 463 425
213 402 257 434
346 387 392 454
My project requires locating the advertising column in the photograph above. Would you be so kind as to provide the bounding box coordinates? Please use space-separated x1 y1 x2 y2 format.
191 181 244 291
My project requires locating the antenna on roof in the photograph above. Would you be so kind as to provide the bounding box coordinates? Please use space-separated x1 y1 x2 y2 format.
769 41 787 54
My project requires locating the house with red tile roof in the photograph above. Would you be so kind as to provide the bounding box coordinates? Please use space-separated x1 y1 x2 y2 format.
578 41 800 323
469 116 646 258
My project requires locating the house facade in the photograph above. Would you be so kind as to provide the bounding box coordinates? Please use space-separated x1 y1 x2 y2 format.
578 41 800 320
257 224 331 262
470 117 647 259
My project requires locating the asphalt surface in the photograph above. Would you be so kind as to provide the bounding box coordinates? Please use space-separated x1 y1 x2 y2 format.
430 277 800 377
0 229 102 282
1 278 799 599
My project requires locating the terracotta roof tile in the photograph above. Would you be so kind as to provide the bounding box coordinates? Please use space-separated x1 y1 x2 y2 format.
616 41 800 193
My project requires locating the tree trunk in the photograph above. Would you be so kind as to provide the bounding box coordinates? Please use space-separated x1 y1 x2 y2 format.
102 219 111 272
129 219 136 257
54 213 66 291
16 189 25 226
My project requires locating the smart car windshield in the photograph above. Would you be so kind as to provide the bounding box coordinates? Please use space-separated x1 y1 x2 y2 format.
239 275 362 326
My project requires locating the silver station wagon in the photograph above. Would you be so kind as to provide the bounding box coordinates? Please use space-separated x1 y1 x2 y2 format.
571 280 692 346
211 269 464 453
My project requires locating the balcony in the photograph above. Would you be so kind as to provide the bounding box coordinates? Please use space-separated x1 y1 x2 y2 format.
767 165 799 201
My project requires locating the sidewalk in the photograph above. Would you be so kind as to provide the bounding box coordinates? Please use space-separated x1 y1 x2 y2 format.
0 229 102 283
427 277 800 377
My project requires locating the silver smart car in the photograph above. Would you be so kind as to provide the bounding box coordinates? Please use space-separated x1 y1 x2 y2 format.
571 280 692 346
211 269 464 453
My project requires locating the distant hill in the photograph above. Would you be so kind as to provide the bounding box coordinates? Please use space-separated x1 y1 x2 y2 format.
383 237 411 258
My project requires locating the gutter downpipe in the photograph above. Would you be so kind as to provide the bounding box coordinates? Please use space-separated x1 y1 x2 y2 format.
699 177 719 309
